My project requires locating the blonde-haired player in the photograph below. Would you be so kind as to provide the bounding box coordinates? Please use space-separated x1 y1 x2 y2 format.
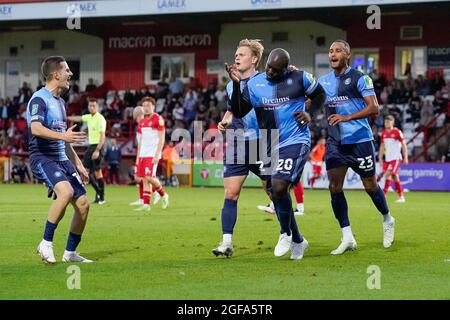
213 39 269 257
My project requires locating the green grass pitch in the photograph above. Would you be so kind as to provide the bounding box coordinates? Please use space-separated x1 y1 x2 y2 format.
0 184 448 299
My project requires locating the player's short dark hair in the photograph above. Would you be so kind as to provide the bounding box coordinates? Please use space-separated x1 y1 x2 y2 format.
141 96 156 106
88 98 98 104
385 115 395 121
41 56 66 81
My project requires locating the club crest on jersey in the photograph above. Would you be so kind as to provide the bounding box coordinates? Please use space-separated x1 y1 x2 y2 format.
31 104 39 115
287 78 293 85
159 118 164 126
344 78 351 85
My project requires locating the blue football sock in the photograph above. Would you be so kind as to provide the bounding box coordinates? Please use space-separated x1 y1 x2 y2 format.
331 192 350 228
273 193 293 236
66 232 82 252
43 220 58 242
289 209 304 243
221 199 238 234
367 186 390 216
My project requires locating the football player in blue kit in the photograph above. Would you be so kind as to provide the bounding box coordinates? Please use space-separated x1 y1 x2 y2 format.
318 40 395 254
212 39 271 258
27 56 93 264
228 48 326 260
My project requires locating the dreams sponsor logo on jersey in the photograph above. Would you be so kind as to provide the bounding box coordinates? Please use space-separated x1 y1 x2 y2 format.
50 120 67 132
327 96 349 107
262 96 290 105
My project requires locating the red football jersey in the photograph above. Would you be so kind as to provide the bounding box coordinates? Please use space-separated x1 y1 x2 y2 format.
137 113 165 157
381 128 404 162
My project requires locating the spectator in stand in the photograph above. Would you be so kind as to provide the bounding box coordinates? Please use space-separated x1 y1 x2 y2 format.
430 74 446 95
18 82 32 104
407 90 422 123
183 89 198 122
441 80 450 99
433 90 448 113
380 86 389 105
420 100 435 134
105 138 121 184
36 80 44 91
172 102 185 123
442 145 450 162
1 98 10 129
195 103 208 122
202 82 217 106
156 77 170 99
169 76 184 98
11 157 31 183
7 121 16 144
123 90 135 107
403 63 411 77
371 69 386 102
85 78 97 92
161 141 180 179
136 87 151 103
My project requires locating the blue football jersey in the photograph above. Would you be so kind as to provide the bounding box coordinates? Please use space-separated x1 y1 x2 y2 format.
243 70 318 149
26 87 69 161
319 67 375 145
226 73 260 141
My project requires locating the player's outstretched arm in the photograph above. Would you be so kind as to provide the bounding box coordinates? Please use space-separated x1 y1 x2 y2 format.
225 62 253 118
230 83 253 118
65 142 89 183
31 122 86 143
67 115 83 122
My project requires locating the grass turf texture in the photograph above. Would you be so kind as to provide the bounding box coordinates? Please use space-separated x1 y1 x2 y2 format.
0 184 449 299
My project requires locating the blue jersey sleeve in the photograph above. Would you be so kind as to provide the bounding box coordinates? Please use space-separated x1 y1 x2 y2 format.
28 97 46 123
303 71 318 96
357 74 376 97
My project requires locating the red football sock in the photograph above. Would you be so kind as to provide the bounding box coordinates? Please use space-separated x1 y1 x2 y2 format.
384 179 391 195
395 180 404 197
155 185 165 196
139 181 144 200
143 191 151 205
293 182 304 204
